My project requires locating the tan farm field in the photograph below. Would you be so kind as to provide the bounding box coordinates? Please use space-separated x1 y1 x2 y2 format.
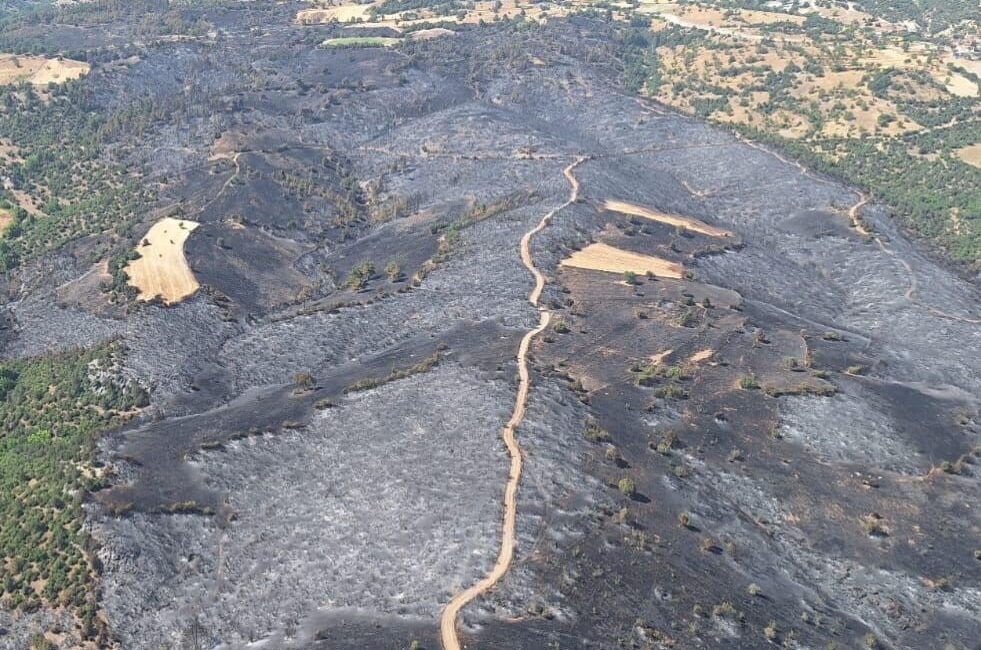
0 54 90 86
125 218 201 304
956 143 981 169
603 200 733 238
560 242 684 279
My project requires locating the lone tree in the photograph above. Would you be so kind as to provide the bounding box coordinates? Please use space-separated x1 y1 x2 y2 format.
345 261 375 290
618 477 636 497
293 372 315 390
385 260 402 281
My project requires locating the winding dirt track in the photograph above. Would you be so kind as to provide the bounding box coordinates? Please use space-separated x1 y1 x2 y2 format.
439 157 586 650
746 138 981 326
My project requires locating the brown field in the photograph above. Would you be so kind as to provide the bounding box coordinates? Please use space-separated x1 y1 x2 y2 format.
956 143 981 169
560 242 683 279
0 208 11 234
603 199 732 238
125 217 201 304
0 54 90 86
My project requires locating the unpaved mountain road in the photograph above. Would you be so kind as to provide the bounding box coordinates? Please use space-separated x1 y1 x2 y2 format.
439 157 585 650
746 138 981 326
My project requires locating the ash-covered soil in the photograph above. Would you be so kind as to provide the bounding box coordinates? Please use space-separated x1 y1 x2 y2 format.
0 5 978 650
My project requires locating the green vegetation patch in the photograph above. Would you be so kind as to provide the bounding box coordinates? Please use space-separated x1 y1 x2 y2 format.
0 344 148 641
322 37 402 49
0 82 154 274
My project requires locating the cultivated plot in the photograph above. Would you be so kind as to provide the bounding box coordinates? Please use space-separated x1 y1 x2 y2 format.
0 54 89 86
603 199 733 238
125 218 201 305
560 242 684 279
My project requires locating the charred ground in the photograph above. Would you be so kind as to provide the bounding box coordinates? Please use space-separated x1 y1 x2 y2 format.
0 2 978 649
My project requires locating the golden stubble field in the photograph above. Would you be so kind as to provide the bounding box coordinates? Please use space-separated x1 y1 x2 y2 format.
0 54 90 86
560 241 684 278
603 199 733 238
125 218 201 304
956 143 981 169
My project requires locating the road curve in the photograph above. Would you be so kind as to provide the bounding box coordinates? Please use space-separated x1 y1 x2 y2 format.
439 156 586 650
745 138 980 326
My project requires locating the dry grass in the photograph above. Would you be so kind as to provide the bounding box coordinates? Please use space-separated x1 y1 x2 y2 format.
125 217 201 304
0 54 89 86
10 188 41 216
689 349 714 364
296 1 375 24
647 7 975 143
0 208 11 234
298 0 565 28
603 200 733 238
956 143 981 169
945 71 979 98
560 242 683 279
803 4 892 28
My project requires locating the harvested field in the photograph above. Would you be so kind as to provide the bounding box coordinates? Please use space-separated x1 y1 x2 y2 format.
296 2 374 24
125 217 201 305
0 54 89 86
560 242 683 278
956 143 981 169
945 72 979 98
603 199 733 237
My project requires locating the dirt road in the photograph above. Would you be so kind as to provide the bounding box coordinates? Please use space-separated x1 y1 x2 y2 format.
439 157 585 650
745 138 980 326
